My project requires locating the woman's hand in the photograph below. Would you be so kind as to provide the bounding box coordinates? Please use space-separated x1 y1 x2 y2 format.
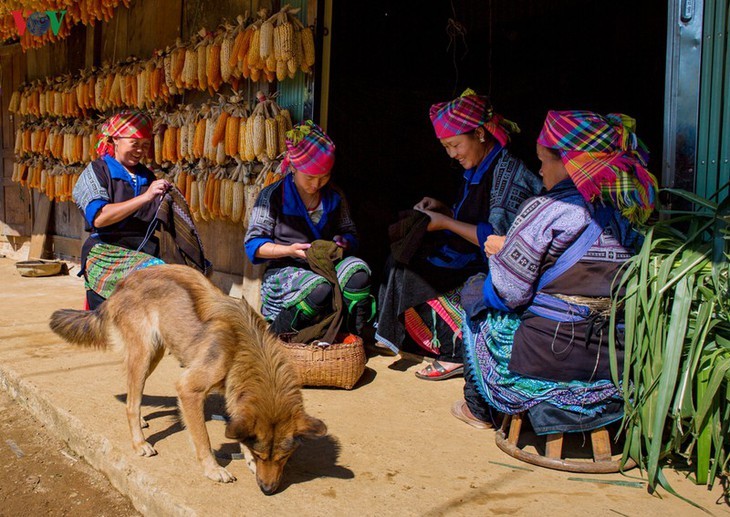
413 197 452 216
144 179 171 202
415 208 452 232
484 235 506 258
333 235 349 249
288 242 312 259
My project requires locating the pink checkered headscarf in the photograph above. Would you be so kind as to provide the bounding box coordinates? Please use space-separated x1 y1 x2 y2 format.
95 110 153 158
281 120 335 176
429 88 520 146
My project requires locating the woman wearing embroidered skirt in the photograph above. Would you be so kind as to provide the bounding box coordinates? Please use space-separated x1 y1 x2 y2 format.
375 89 542 380
245 121 373 336
452 110 657 431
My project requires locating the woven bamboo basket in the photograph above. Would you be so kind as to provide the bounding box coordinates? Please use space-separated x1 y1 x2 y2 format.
280 334 365 390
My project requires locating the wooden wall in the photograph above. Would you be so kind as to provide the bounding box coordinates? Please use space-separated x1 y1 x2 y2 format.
3 0 279 294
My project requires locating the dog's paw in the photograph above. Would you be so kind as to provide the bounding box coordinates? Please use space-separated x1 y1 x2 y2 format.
134 441 157 457
205 466 236 483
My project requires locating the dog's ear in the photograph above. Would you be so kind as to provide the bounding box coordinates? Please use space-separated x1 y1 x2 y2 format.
225 414 253 441
295 413 327 439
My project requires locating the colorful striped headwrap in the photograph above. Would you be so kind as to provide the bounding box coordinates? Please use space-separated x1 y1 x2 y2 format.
429 88 520 146
537 110 658 225
95 110 153 158
281 120 335 176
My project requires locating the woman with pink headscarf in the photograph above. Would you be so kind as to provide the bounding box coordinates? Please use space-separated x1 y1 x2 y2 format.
73 110 172 310
245 121 373 336
451 110 657 431
374 89 542 380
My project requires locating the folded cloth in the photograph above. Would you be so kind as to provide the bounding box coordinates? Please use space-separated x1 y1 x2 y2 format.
388 210 431 265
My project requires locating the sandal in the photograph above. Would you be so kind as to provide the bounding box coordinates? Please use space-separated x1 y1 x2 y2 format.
450 400 490 429
414 360 464 381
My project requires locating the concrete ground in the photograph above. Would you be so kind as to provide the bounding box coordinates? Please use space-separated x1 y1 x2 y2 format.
0 256 728 516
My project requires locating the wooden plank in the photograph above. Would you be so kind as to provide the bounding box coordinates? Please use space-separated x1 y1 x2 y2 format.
545 433 563 460
50 235 82 259
127 0 182 58
590 427 613 463
29 192 52 259
507 413 523 445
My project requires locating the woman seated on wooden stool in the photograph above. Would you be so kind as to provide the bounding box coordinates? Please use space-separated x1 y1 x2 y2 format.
451 110 657 432
244 121 374 336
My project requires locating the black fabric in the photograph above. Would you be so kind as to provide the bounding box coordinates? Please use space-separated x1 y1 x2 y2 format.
270 285 331 335
85 289 106 311
527 399 624 435
508 312 625 383
460 273 488 320
463 354 499 425
376 251 482 350
388 210 431 265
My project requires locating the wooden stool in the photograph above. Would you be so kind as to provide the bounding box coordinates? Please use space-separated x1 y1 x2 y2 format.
494 412 636 473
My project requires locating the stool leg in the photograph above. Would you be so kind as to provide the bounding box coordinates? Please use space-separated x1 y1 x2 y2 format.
590 427 612 462
545 433 563 459
507 413 523 445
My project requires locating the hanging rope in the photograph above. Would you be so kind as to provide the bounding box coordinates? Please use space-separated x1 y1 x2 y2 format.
446 1 468 96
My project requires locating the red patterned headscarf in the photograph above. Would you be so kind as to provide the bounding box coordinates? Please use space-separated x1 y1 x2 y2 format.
537 110 657 224
281 120 335 176
429 88 520 146
95 110 153 158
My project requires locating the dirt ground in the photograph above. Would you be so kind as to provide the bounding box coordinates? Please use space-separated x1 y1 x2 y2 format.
0 389 139 517
0 255 728 516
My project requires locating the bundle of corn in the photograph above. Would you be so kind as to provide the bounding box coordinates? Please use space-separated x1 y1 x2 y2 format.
257 4 316 80
249 91 293 162
229 15 255 81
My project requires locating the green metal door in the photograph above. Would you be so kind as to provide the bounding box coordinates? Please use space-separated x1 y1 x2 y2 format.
696 0 730 201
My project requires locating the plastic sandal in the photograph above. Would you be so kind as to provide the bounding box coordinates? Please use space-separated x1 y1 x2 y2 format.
414 360 464 381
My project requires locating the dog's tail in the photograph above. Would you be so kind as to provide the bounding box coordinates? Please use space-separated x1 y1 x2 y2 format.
49 308 107 349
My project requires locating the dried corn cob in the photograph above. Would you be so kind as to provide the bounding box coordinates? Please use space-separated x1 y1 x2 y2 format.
248 28 262 70
301 26 315 68
182 48 197 89
197 41 208 91
265 118 277 160
253 113 266 159
226 116 240 157
207 42 222 92
193 118 206 158
221 36 234 83
212 111 229 147
260 19 274 60
280 18 294 60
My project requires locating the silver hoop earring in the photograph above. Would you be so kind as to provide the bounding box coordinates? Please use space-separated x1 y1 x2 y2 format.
479 137 485 143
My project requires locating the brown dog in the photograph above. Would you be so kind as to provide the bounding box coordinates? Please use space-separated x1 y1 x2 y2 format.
49 264 326 495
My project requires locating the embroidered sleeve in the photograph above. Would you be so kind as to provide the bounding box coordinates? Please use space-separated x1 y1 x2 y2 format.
73 162 110 226
488 152 543 235
488 194 590 308
244 184 277 263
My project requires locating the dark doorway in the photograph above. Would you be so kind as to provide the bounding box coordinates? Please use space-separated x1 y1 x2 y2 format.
326 0 667 283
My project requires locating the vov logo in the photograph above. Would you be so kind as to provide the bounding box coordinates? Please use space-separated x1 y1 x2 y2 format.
12 10 67 37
